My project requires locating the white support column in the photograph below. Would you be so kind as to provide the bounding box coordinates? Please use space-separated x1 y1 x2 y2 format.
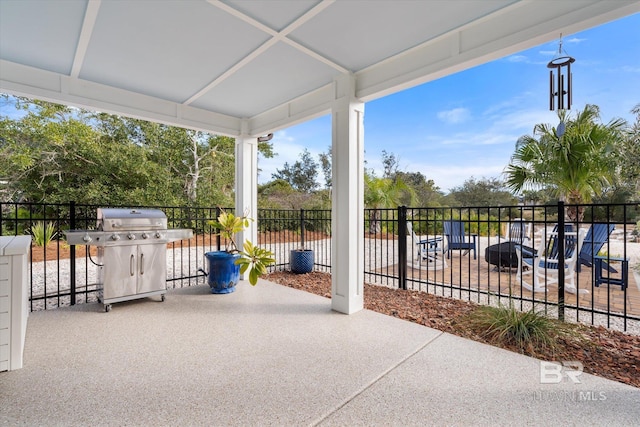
235 132 258 264
331 75 364 314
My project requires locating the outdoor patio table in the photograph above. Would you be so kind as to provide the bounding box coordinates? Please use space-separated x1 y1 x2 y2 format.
485 241 533 271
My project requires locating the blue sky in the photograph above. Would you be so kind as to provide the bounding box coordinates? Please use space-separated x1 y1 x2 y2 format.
259 13 640 193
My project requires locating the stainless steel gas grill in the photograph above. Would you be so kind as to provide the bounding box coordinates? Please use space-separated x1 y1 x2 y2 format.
64 208 193 312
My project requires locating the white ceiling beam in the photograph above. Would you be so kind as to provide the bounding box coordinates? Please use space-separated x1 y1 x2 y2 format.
275 0 349 73
248 83 334 136
259 0 349 73
70 0 101 78
355 0 640 102
279 37 349 75
185 0 282 105
213 0 346 73
183 37 279 106
280 0 335 33
188 0 346 106
0 60 242 136
209 0 278 37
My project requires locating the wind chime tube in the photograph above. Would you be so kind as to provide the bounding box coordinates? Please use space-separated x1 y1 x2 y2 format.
560 74 564 110
549 70 554 111
567 63 572 109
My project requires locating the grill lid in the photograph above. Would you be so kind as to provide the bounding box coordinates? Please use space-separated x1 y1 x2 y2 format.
97 208 167 231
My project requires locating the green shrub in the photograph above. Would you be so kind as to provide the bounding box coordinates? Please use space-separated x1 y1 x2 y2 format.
467 302 577 354
1 207 32 235
30 221 57 247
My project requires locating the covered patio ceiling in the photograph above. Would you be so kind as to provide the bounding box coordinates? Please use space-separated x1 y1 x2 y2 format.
1 0 639 137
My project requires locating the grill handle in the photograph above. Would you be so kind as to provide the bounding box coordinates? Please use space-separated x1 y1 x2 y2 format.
130 254 135 276
140 253 145 275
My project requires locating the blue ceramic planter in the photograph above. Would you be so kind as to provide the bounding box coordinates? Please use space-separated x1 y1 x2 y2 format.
290 249 314 274
204 251 241 294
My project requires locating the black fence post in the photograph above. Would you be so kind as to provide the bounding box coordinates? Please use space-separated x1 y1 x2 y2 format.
215 207 221 250
69 201 76 306
398 206 407 290
300 208 305 249
557 201 565 321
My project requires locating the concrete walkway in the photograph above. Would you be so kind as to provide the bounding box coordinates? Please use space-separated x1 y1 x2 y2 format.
2 280 638 426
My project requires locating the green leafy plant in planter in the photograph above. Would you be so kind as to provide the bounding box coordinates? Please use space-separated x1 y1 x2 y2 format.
206 210 275 289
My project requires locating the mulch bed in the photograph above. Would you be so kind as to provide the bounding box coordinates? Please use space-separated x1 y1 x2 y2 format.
265 271 640 389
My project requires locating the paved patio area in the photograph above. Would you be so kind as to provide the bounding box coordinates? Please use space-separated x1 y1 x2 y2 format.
2 279 638 426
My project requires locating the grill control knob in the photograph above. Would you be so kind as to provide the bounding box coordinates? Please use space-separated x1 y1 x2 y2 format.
141 233 149 239
110 234 120 241
155 231 162 239
127 233 136 240
82 234 92 243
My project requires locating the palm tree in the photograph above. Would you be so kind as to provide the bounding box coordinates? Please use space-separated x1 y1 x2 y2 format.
504 104 626 221
621 104 640 198
364 174 415 234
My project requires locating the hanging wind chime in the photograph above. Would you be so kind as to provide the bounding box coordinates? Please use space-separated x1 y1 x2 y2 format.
547 34 575 137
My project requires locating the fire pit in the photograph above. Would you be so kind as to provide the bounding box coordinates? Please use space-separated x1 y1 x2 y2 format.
64 208 193 311
484 241 533 271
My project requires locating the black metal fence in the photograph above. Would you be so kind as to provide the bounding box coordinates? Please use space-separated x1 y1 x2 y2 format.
2 200 639 332
258 208 331 272
364 203 640 331
0 202 331 311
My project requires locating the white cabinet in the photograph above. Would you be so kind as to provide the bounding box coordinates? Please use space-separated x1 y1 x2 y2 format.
0 235 31 371
97 242 166 311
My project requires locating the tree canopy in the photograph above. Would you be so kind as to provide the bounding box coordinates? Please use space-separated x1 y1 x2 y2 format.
271 148 319 193
2 95 636 213
447 177 516 207
0 95 273 207
504 104 628 219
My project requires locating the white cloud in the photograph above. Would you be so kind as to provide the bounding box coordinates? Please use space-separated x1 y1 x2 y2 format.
431 107 554 148
436 107 470 124
566 37 586 44
504 55 547 65
434 130 519 147
482 98 525 117
507 55 529 63
622 65 640 73
489 109 557 133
